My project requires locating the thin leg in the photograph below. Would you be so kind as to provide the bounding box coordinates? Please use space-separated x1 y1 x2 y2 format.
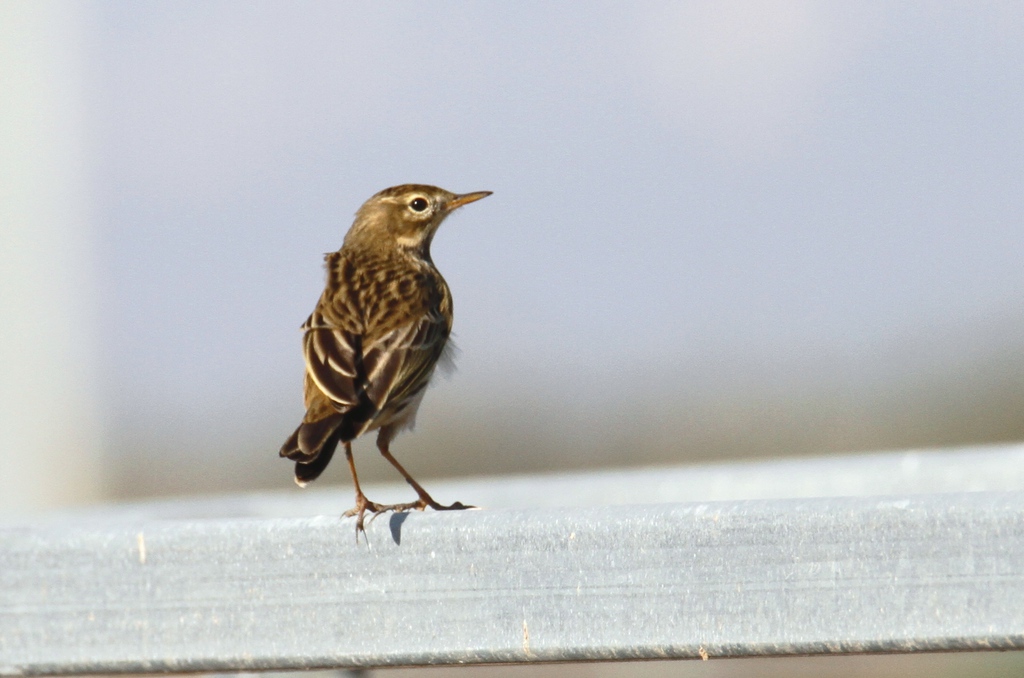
378 441 473 511
341 441 383 538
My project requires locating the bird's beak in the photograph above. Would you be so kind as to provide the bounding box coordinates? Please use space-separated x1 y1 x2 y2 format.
446 191 492 211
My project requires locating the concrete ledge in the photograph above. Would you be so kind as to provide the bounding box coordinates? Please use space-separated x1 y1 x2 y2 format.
3 448 1024 674
2 446 1024 675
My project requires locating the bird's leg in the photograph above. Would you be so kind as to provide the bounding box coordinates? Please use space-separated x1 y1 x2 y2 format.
377 439 474 512
341 441 384 537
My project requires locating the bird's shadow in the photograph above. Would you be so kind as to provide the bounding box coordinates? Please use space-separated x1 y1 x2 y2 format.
388 512 409 545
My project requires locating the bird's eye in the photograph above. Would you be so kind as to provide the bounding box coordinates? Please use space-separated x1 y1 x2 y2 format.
409 197 429 213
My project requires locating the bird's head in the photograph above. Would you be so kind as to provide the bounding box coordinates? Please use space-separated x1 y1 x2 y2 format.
346 184 492 253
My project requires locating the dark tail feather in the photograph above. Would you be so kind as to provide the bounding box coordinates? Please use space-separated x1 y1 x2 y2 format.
279 412 344 461
298 412 345 457
294 434 339 487
279 425 310 461
279 412 345 486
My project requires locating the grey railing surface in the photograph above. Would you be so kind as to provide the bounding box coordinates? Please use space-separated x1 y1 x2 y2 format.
3 443 1024 675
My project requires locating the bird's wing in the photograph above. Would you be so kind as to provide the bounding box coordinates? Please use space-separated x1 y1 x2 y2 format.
302 309 449 425
361 307 450 412
303 320 360 408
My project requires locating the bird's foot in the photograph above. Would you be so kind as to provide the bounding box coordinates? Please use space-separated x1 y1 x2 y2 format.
370 497 475 519
343 492 388 541
344 493 476 541
359 500 419 528
428 499 476 511
412 491 476 512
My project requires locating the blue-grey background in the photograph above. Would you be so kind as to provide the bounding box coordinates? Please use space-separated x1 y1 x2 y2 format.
3 3 1024 676
90 2 1024 497
6 2 1024 498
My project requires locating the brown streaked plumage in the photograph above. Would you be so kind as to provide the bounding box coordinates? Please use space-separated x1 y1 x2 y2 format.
280 184 491 536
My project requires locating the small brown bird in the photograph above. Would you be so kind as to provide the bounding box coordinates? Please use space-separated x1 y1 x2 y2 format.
280 184 491 534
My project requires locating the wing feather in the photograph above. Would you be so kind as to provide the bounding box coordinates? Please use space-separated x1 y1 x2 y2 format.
301 310 449 437
361 311 449 415
303 326 359 407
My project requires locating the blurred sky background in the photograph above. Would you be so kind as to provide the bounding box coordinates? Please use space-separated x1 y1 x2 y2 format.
3 4 1024 677
3 1 1024 508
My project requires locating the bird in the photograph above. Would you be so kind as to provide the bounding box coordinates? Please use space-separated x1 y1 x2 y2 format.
279 184 491 536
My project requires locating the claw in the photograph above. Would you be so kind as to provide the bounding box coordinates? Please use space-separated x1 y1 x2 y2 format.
429 500 475 511
344 493 474 541
343 491 385 542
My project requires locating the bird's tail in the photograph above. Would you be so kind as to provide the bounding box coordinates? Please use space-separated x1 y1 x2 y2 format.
279 412 346 487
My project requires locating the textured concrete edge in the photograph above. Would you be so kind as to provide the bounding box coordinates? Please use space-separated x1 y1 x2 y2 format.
5 493 1024 674
8 442 1024 525
8 488 1024 536
12 638 1024 676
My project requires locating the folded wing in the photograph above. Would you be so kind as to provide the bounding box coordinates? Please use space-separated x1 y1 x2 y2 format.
303 307 450 441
